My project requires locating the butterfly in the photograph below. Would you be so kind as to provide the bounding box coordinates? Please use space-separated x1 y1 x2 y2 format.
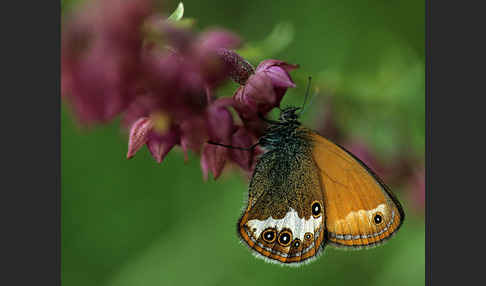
209 87 404 266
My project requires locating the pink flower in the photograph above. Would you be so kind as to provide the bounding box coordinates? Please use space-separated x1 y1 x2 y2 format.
147 24 242 90
195 30 242 88
61 0 151 125
216 50 299 122
255 60 299 101
62 0 299 180
235 72 276 112
125 113 182 163
234 60 298 114
230 57 299 136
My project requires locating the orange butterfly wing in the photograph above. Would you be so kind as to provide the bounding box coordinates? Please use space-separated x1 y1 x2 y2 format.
308 131 405 248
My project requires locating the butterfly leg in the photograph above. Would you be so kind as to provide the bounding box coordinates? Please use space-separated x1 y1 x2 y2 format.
207 141 259 151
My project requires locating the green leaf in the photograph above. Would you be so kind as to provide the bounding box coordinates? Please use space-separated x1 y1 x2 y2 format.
238 22 294 62
172 18 196 28
262 22 294 55
167 2 184 22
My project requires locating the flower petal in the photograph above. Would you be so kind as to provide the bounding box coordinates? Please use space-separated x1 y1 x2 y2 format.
121 95 159 129
179 116 208 158
265 65 297 88
245 73 276 104
127 117 154 159
207 98 235 143
229 127 255 171
233 72 277 127
197 29 242 52
255 59 299 74
201 143 228 180
146 128 180 163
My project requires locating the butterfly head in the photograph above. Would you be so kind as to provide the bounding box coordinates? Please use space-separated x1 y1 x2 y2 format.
278 106 301 124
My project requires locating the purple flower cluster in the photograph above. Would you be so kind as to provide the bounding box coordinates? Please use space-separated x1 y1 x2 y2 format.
61 0 298 179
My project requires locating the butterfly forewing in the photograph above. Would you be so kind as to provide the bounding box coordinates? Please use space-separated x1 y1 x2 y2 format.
308 131 404 248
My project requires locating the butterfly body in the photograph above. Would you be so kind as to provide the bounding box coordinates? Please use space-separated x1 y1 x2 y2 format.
237 107 404 265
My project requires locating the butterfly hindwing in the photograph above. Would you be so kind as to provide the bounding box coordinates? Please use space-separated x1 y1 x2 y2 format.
308 131 404 248
238 145 327 265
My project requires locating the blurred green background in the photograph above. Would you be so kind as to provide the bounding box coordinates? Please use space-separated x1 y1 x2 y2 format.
61 0 425 285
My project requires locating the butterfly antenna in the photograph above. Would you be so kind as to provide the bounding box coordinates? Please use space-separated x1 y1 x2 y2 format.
300 76 312 114
301 88 320 115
